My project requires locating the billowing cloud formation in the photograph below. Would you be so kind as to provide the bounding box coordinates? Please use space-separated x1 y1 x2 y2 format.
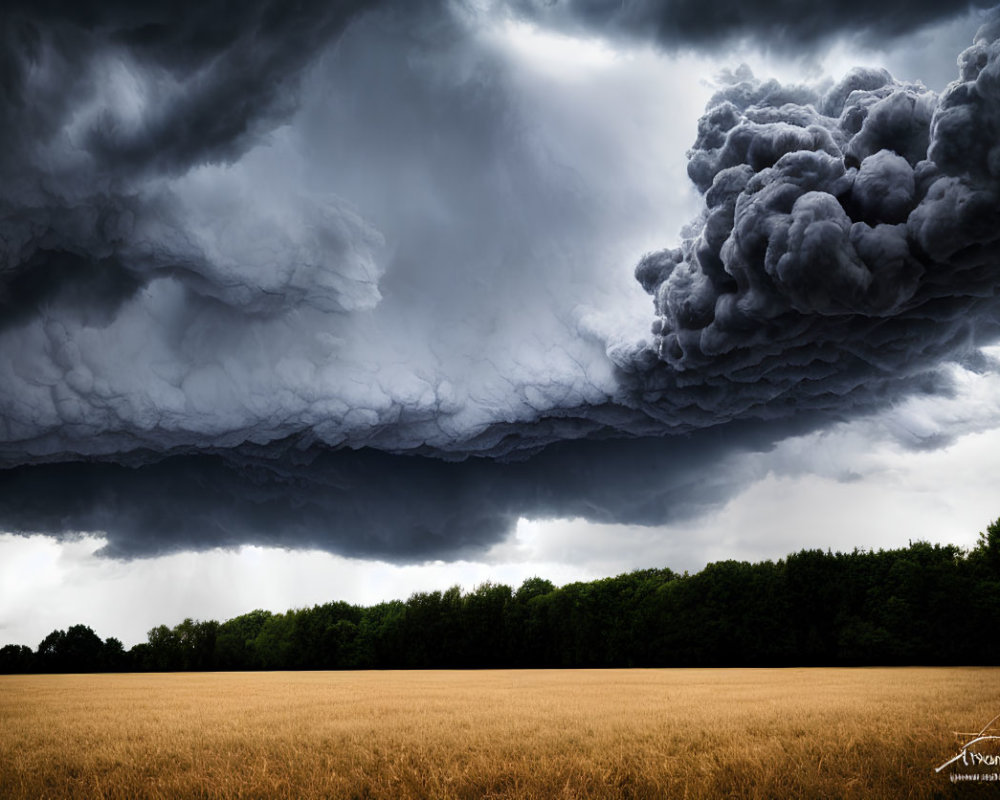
629 19 1000 429
2 0 662 465
2 2 1000 558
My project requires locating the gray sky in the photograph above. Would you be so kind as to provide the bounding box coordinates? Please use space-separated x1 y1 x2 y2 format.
1 1 999 647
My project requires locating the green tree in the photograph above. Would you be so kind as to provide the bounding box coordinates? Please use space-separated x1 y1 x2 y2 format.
36 629 67 672
101 637 128 671
254 613 295 670
0 644 35 674
462 582 512 667
145 624 183 671
971 518 1000 574
216 610 273 669
515 577 555 603
35 625 106 672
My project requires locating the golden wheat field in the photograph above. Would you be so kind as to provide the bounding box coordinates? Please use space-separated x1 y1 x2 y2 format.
1 667 998 799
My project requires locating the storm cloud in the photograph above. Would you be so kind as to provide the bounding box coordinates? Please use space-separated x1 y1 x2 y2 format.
0 414 835 559
0 0 391 321
508 0 995 50
1 1 1000 558
628 18 1000 430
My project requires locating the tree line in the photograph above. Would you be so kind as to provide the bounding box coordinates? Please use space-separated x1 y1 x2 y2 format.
3 521 998 673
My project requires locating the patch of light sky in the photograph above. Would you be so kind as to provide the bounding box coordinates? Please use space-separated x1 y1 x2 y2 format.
497 5 987 93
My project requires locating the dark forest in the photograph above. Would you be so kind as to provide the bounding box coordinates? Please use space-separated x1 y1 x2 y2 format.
4 520 998 674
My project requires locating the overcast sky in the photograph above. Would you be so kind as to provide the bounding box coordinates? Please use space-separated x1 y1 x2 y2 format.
2 1 999 647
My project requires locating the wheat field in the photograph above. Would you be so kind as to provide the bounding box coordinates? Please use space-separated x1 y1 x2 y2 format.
1 668 997 799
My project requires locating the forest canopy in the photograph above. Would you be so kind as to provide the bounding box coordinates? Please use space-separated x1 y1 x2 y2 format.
3 521 999 673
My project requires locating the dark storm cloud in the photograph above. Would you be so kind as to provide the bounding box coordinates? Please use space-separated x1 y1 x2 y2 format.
626 16 1000 433
508 0 994 50
0 0 378 178
0 0 388 318
3 3 1000 559
0 415 827 559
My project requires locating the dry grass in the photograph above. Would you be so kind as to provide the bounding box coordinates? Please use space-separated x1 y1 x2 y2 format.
1 668 997 799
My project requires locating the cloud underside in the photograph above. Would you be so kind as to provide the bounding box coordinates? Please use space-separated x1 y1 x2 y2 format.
0 414 835 559
1 1 1000 557
511 0 996 49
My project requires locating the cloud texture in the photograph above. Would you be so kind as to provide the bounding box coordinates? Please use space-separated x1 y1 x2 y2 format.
0 0 387 320
509 0 995 49
628 42 1000 428
2 1 1000 557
